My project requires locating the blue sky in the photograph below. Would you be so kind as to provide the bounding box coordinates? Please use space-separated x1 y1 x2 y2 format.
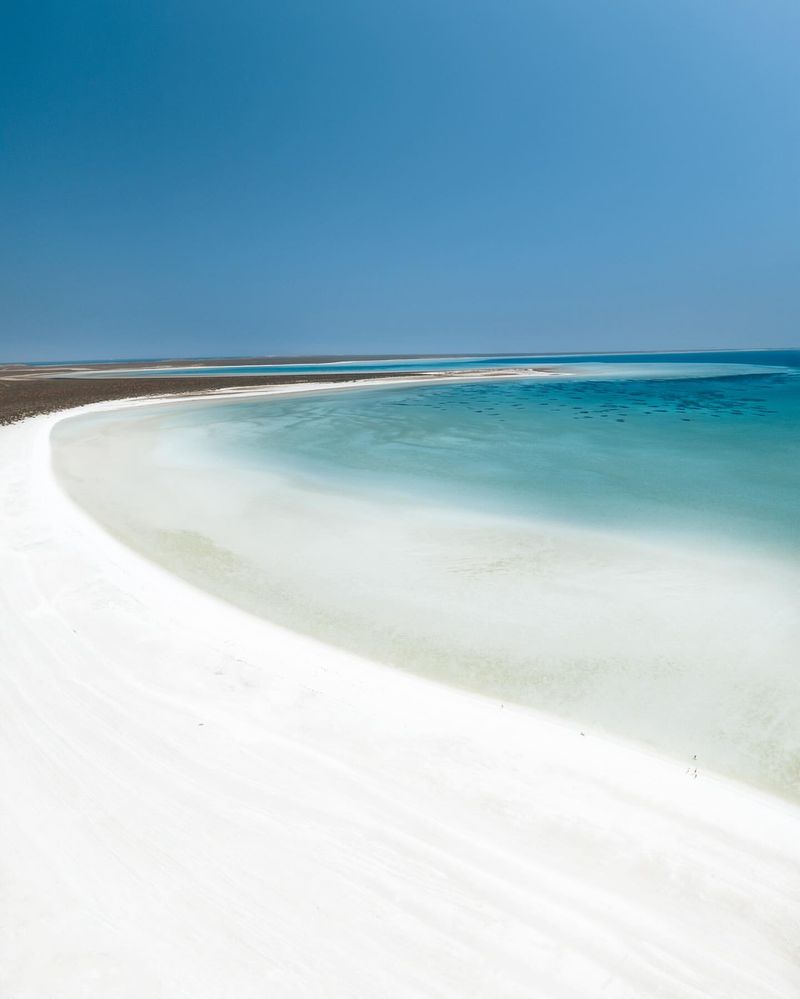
2 1 798 361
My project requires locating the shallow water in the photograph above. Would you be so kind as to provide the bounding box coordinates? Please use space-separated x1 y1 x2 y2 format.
52 354 800 798
186 362 800 556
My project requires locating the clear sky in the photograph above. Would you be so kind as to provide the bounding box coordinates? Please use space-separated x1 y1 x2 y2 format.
2 1 798 362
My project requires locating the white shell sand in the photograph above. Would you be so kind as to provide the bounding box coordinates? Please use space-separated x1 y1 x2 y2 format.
2 391 799 998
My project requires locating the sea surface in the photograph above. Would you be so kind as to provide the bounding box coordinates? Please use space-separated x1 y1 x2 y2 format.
63 347 798 378
52 351 800 798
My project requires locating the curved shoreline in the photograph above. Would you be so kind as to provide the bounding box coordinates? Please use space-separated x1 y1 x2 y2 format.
52 376 800 799
2 388 800 996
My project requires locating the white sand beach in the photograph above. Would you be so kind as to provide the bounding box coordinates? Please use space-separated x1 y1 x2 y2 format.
2 391 800 998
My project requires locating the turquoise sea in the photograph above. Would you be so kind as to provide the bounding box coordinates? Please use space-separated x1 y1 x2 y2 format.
52 351 800 798
196 355 800 555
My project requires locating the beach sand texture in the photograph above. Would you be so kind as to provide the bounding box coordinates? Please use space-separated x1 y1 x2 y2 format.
2 396 799 997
